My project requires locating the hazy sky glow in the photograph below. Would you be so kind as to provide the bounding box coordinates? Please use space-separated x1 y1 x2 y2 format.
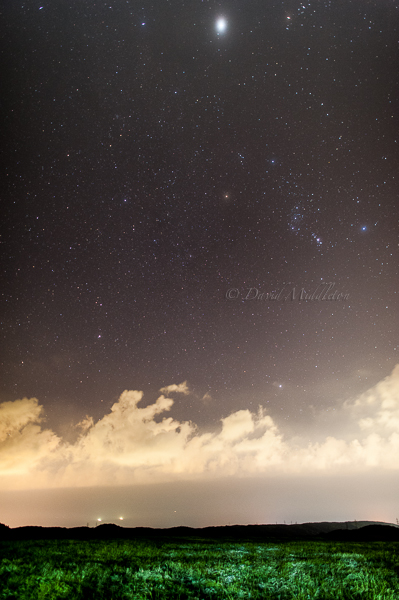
2 366 399 526
2 0 398 527
2 367 399 489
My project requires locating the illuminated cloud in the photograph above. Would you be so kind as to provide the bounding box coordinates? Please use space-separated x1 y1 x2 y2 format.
0 398 59 475
1 365 399 490
343 363 399 434
76 416 94 432
159 381 190 396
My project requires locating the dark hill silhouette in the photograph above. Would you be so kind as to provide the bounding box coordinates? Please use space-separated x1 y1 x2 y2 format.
1 521 398 542
324 524 399 542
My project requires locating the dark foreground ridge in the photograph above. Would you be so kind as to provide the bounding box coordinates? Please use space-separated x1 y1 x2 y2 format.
1 521 399 542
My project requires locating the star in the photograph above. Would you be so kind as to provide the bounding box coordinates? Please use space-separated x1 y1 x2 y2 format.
216 18 227 34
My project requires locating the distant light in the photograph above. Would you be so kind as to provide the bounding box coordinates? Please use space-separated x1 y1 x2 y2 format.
216 18 227 33
362 226 367 231
97 518 102 522
119 517 124 520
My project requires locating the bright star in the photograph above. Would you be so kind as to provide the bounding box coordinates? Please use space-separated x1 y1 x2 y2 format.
216 18 227 33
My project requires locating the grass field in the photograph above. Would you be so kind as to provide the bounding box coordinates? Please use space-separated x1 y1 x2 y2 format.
1 537 399 599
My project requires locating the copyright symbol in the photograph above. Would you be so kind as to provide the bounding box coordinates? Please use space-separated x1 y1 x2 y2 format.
226 288 240 300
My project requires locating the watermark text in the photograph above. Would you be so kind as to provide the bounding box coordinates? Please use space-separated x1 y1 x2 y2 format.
226 283 349 302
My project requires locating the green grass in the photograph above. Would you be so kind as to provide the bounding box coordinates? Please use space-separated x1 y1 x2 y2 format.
1 537 399 599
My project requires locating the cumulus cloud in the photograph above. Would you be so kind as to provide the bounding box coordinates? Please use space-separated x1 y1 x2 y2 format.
1 365 399 490
0 397 43 441
343 363 399 434
0 398 60 476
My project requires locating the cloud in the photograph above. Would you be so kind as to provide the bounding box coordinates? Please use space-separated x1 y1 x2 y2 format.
71 390 194 467
0 398 60 476
202 392 212 405
1 365 399 490
76 416 94 432
343 363 399 434
159 381 189 395
0 397 42 441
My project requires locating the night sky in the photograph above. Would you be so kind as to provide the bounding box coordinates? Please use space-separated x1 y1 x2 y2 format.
1 0 399 528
